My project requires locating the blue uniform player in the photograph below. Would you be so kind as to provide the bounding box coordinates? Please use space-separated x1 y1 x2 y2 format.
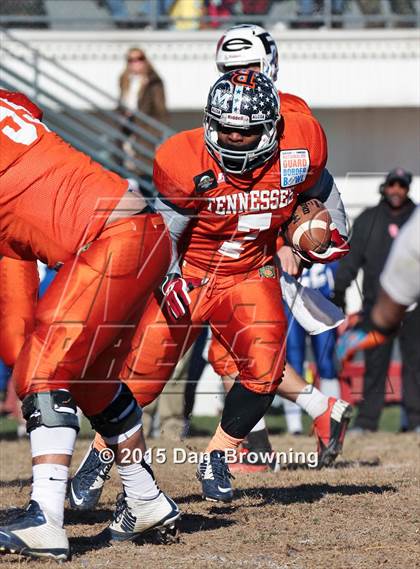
283 262 340 434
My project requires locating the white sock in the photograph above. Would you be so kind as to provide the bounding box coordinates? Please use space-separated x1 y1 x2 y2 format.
31 464 68 527
295 384 329 419
250 417 266 433
117 460 159 501
283 399 303 434
320 378 340 399
30 425 76 458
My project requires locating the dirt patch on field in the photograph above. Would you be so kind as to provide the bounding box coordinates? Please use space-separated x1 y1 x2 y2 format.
1 432 419 568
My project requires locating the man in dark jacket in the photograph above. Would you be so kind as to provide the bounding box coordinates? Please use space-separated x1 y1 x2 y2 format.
333 168 419 432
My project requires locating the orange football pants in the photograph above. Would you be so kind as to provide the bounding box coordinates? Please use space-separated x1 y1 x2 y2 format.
0 257 39 367
208 333 238 378
11 213 170 416
120 261 287 406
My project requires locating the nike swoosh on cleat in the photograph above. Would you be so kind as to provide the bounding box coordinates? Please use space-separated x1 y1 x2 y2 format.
70 486 84 506
217 486 232 493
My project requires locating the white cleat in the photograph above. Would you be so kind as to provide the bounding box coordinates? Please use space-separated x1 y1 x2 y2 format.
0 500 69 561
105 491 181 543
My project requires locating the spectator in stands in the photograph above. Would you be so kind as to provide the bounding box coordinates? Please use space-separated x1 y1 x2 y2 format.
1 0 48 29
118 47 168 181
101 0 130 23
357 0 415 27
169 0 202 30
101 0 175 28
202 0 272 28
295 0 344 28
203 0 238 28
333 168 419 432
140 0 176 29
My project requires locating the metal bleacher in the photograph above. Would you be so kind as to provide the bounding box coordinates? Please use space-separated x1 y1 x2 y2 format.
0 1 418 192
0 26 174 194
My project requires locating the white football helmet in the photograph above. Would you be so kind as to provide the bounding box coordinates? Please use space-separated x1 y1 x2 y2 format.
216 25 279 82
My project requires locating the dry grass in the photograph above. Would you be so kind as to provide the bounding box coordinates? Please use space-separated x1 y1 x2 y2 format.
0 431 419 568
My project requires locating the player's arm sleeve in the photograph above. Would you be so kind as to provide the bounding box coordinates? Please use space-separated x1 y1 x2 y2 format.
154 197 191 275
0 90 43 120
153 137 198 213
294 116 328 194
333 213 367 292
380 207 420 306
301 169 347 237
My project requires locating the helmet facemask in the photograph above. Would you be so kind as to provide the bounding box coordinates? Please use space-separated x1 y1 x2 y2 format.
204 70 280 175
204 116 278 175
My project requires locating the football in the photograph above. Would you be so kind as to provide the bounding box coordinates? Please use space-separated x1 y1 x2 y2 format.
285 199 332 253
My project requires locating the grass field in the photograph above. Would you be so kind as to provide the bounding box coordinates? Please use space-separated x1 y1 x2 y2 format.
0 410 419 568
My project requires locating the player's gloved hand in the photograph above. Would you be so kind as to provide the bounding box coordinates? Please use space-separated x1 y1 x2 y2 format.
161 273 207 321
336 317 394 365
294 224 350 265
0 90 43 120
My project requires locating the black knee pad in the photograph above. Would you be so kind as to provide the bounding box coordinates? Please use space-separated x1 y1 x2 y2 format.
22 391 80 434
88 383 142 438
221 381 275 439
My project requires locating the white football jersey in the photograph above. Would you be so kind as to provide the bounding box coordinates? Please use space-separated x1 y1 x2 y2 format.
380 205 420 306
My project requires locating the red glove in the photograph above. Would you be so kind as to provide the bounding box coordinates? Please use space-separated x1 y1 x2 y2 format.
0 90 43 120
295 224 350 265
161 273 207 321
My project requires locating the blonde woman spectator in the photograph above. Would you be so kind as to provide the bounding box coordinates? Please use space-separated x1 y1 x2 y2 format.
119 47 168 178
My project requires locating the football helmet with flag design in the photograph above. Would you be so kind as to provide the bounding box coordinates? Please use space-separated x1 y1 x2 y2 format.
204 70 280 175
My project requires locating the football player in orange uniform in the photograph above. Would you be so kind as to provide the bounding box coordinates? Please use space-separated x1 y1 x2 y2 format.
211 24 351 467
0 91 44 369
71 69 350 506
0 92 180 561
133 70 350 502
209 25 351 469
70 27 352 508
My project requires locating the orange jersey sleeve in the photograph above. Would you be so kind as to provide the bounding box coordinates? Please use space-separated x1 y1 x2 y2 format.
0 96 127 266
280 92 313 116
153 128 209 212
0 90 43 120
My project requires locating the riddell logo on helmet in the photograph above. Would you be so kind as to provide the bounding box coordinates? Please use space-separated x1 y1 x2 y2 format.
231 70 256 89
224 113 249 124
